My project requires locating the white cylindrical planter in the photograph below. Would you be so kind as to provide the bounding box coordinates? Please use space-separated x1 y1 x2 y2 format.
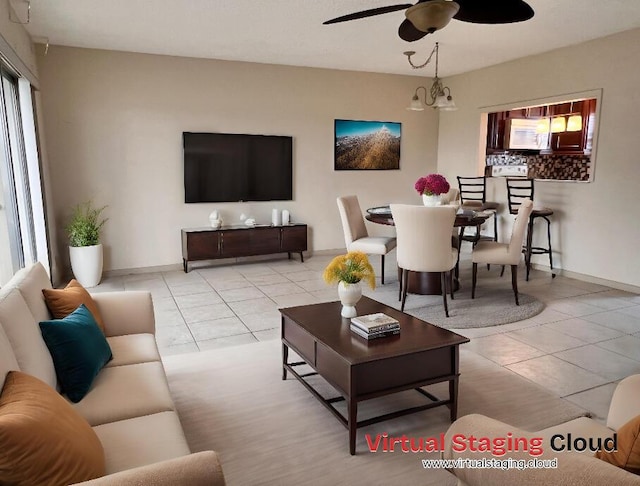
338 281 362 318
69 244 103 287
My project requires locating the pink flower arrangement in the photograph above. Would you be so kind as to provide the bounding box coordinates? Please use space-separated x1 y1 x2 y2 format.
415 174 450 196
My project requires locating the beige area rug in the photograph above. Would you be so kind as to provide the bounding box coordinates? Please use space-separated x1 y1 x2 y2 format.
164 340 586 486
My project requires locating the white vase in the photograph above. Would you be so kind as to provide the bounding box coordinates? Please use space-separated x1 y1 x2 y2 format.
338 281 362 318
422 194 442 207
69 244 103 287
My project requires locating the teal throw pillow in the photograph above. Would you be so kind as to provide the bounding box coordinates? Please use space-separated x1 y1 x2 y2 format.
39 304 112 403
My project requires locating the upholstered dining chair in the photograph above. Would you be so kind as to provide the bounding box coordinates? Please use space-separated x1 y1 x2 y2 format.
390 204 458 317
336 196 397 285
471 199 533 305
441 187 461 208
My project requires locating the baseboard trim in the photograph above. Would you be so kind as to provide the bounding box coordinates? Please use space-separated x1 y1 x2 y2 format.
103 249 345 277
532 264 640 294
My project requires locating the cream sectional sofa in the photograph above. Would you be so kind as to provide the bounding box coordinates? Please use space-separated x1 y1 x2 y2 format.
0 262 225 485
444 375 640 485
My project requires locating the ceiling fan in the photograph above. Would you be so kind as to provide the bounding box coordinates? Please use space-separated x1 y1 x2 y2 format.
323 0 535 42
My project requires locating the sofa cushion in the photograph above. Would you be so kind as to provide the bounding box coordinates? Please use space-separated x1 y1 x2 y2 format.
39 304 113 403
0 287 57 388
0 371 105 485
0 324 19 391
11 261 53 323
93 411 191 474
596 414 640 475
72 361 175 426
105 333 160 367
42 279 106 332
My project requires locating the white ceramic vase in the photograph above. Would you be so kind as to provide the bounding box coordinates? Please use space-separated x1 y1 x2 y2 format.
69 244 103 287
338 281 362 318
422 194 442 207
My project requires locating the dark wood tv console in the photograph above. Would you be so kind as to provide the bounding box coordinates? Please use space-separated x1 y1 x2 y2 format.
181 224 307 272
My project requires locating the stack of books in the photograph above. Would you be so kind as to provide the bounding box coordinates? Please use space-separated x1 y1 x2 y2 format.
350 313 400 340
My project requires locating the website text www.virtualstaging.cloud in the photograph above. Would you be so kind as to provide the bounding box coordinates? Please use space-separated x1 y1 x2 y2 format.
365 431 617 470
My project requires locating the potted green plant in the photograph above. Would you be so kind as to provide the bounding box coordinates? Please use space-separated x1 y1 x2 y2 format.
66 201 108 287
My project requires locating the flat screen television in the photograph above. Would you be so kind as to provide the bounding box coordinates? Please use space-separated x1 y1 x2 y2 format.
183 132 293 203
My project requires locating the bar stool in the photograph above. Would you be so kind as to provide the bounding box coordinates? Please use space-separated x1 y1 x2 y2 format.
505 178 555 281
457 176 499 245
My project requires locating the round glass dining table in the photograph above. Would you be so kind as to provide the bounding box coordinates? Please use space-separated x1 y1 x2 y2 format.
365 205 491 296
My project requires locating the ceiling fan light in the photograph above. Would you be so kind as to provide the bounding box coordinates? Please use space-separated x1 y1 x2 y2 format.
407 96 424 111
566 114 583 131
405 0 460 33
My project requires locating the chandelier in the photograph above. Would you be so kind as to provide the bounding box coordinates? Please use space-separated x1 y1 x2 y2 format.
405 43 457 112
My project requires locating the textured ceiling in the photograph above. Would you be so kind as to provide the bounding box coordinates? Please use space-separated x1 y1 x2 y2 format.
23 0 640 77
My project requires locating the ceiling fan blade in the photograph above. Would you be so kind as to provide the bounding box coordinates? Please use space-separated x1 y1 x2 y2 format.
398 18 429 42
454 0 534 24
323 4 413 25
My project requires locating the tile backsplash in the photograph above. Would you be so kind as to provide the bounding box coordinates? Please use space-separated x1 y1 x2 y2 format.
486 153 591 181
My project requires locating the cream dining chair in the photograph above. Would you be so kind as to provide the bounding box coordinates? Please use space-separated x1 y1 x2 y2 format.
471 199 533 305
336 196 397 285
390 204 458 317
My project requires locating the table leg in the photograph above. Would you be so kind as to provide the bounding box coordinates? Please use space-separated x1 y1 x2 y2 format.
348 398 358 455
450 345 460 422
282 343 288 380
449 376 459 422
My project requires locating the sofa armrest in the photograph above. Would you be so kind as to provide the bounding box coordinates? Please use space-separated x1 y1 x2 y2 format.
444 414 640 486
90 291 155 337
74 451 225 486
607 374 640 431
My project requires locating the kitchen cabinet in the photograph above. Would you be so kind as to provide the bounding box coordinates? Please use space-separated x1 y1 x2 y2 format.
486 99 596 156
486 112 508 153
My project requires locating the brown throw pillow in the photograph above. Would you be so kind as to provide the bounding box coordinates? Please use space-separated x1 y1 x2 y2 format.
42 279 105 332
0 370 106 485
595 414 640 475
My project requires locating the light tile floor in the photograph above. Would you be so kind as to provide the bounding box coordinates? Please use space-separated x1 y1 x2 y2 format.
94 251 640 423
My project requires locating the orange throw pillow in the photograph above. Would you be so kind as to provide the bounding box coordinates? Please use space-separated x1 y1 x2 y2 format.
0 371 105 485
595 414 640 475
42 279 105 332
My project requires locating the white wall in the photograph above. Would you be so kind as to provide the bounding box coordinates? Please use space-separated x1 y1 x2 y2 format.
36 46 438 272
437 28 640 288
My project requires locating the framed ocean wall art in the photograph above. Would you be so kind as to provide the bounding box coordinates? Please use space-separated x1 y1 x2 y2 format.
334 119 401 170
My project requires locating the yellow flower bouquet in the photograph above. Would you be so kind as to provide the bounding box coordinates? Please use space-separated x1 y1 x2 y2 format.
323 251 376 289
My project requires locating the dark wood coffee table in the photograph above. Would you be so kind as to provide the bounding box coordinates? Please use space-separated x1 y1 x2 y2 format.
280 296 469 455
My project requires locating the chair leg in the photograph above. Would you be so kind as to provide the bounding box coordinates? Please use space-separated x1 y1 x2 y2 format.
525 216 534 281
380 254 385 285
471 263 477 299
449 270 455 300
493 213 498 242
544 216 556 279
441 272 449 318
500 265 505 277
511 265 519 305
401 269 409 312
398 267 403 301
